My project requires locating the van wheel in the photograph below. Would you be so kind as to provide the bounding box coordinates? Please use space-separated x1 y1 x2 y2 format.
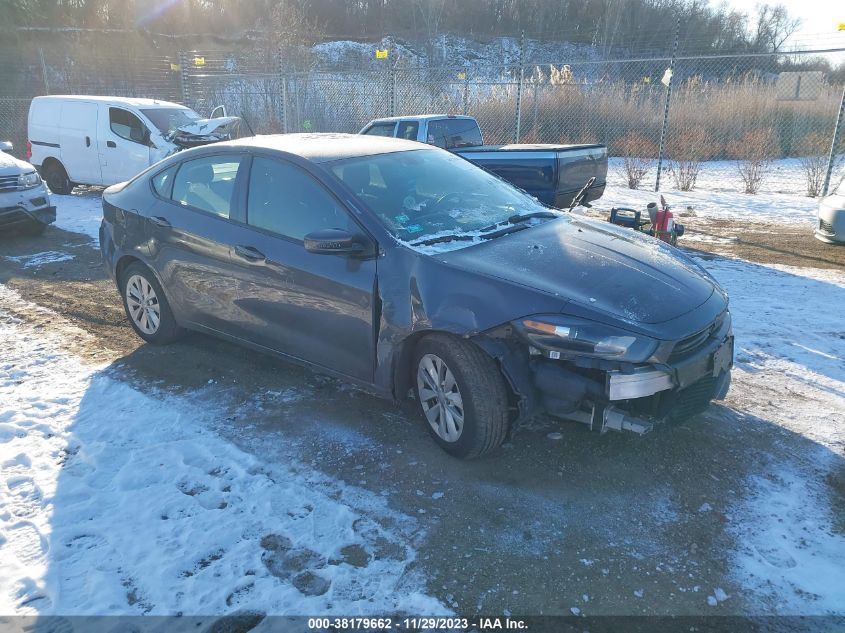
413 334 510 459
120 262 183 344
43 161 72 195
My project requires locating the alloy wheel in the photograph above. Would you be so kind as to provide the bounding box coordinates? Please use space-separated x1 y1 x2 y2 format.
417 353 465 442
126 274 161 335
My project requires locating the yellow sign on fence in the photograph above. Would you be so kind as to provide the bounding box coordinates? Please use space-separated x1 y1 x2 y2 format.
375 49 388 59
194 56 206 66
170 63 181 72
839 22 845 31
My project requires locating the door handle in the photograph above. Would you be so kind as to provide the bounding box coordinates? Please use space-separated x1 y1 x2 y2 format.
148 216 171 228
107 140 117 148
235 245 266 262
85 136 91 147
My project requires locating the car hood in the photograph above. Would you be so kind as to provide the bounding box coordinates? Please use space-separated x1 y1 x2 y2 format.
175 116 240 137
0 151 35 176
437 216 717 325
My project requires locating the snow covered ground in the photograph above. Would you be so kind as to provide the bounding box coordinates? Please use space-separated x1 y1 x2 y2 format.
0 285 443 616
601 158 832 226
50 190 103 243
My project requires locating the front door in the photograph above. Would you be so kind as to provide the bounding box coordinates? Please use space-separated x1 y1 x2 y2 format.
100 106 152 184
233 155 377 382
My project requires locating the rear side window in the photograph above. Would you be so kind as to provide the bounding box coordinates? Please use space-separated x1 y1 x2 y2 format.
362 122 396 137
397 121 419 141
426 118 482 149
151 166 177 198
247 157 351 241
110 108 148 144
171 155 243 219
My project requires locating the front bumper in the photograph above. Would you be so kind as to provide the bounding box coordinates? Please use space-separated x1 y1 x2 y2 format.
0 184 54 230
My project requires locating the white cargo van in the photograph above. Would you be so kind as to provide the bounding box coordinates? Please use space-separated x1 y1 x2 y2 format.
27 95 237 194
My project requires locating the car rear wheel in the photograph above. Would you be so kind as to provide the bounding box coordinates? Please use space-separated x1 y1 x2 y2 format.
413 334 510 459
42 161 72 195
120 262 182 344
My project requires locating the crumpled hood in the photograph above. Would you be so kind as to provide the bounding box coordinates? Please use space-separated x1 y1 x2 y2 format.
175 116 239 137
0 150 35 176
438 216 718 325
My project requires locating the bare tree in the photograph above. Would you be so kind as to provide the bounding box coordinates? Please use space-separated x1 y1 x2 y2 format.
617 133 657 190
798 132 834 197
753 3 801 52
728 129 775 194
667 129 719 191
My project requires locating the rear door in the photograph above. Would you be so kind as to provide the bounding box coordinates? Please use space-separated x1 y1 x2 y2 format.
233 155 377 381
145 153 256 333
101 106 152 184
58 101 102 185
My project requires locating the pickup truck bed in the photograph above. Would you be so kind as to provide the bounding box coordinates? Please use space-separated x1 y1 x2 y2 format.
359 115 607 209
453 143 606 207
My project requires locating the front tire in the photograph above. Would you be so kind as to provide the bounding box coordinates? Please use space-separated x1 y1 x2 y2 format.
42 161 73 195
120 262 183 344
413 334 510 459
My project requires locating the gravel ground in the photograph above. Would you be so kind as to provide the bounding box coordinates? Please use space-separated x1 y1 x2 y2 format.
1 209 843 620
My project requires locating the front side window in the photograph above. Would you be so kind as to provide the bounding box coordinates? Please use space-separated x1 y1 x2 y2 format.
362 122 396 137
171 155 243 218
247 157 351 240
109 108 148 144
330 148 550 243
426 118 482 149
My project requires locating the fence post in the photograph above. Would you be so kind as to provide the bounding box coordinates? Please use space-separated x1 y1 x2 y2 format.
514 30 525 143
277 47 287 134
39 48 50 94
462 70 470 116
822 82 845 197
389 61 397 117
654 18 682 192
179 51 191 107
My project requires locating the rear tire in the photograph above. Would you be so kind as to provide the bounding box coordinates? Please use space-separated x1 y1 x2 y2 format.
42 161 73 195
413 334 510 459
120 262 183 345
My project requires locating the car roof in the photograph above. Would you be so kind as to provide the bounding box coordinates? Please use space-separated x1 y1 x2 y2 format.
367 114 475 123
214 133 432 163
32 95 187 109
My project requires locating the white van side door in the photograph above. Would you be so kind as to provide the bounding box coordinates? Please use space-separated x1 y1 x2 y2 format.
58 101 102 185
99 105 152 185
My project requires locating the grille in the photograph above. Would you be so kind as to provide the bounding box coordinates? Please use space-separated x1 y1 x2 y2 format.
0 206 29 227
667 375 719 421
0 175 19 193
669 326 712 361
819 219 835 234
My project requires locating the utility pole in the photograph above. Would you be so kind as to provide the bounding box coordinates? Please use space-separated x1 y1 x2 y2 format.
655 18 682 192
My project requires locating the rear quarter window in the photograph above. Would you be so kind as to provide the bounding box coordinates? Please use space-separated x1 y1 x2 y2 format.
363 122 397 137
151 165 177 198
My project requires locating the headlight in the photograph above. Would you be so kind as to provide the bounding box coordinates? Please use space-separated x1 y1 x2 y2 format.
18 171 42 189
515 315 658 363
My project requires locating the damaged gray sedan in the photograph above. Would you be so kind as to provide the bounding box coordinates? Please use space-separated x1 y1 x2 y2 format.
100 134 732 458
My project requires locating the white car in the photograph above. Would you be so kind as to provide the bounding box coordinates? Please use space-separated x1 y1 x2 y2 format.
27 95 237 194
0 141 54 235
815 177 845 244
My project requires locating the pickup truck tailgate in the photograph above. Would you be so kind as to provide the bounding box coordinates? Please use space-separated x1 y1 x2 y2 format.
454 143 607 208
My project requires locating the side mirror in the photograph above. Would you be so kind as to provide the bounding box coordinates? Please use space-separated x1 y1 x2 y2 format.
0 141 13 154
210 105 227 119
304 228 371 256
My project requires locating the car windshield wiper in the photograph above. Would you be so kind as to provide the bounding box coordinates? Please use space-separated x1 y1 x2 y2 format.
409 223 532 247
479 210 558 233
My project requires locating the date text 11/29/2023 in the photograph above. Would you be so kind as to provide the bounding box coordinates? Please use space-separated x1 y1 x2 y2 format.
306 617 528 630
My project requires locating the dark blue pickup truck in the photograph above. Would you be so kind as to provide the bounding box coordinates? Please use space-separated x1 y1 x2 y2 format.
360 115 607 207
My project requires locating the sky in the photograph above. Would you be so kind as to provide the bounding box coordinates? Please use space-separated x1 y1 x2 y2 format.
724 0 844 51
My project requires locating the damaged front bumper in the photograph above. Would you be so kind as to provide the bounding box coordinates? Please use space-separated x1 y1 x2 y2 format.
0 184 55 231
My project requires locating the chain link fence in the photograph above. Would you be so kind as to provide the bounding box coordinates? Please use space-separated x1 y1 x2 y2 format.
2 45 843 195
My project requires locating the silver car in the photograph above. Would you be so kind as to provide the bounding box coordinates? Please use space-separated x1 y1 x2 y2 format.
816 177 845 244
0 141 55 235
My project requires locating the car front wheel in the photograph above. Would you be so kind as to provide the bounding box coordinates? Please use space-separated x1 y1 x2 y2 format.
120 262 182 344
413 334 510 459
